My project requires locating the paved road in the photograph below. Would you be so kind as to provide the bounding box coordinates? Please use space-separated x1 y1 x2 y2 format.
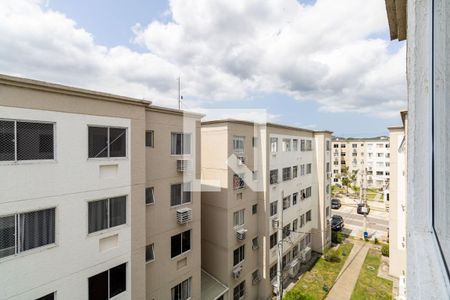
333 210 388 231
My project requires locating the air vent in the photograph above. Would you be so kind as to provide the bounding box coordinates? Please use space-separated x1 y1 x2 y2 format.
176 207 192 224
177 159 192 172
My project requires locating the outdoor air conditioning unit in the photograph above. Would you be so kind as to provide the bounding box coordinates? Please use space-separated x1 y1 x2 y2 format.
304 247 312 262
236 228 247 241
272 218 279 229
289 259 300 278
176 208 192 224
177 159 191 172
232 265 242 279
237 156 245 165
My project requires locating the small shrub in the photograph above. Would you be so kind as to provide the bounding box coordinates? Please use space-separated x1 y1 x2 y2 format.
381 244 389 257
324 249 341 263
332 231 343 244
283 290 315 300
374 237 379 244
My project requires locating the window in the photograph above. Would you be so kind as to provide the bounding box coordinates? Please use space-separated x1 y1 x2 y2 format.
233 174 245 190
252 270 260 282
300 139 305 151
236 192 243 201
171 230 191 258
145 130 154 147
377 152 383 157
270 169 278 184
233 136 245 154
333 144 339 148
376 171 384 176
293 245 299 258
171 277 192 300
293 166 298 178
270 265 277 280
0 208 55 259
233 245 245 266
282 138 291 152
146 243 155 262
352 143 357 148
145 187 154 205
88 126 126 158
305 187 312 198
293 139 298 151
282 196 291 210
0 120 54 161
306 163 312 174
88 263 126 300
233 209 245 227
292 192 298 205
341 144 346 148
36 293 55 300
300 214 305 228
170 182 192 206
270 233 278 248
171 133 191 155
252 136 257 147
270 201 278 217
88 196 126 233
282 224 291 239
282 167 291 181
252 237 259 250
300 164 305 176
306 140 312 151
252 204 257 215
305 233 311 245
293 219 298 232
326 206 330 217
233 281 245 300
326 162 330 172
326 184 330 194
306 210 312 222
326 140 331 151
270 137 278 153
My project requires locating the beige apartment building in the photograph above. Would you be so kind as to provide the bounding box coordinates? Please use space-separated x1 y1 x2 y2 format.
0 74 202 300
332 137 390 189
387 111 407 299
201 120 332 300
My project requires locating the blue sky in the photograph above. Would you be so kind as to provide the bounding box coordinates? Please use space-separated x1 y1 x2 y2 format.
1 0 406 137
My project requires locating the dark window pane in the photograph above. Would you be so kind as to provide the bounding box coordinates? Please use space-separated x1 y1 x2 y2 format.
146 187 154 204
110 263 126 297
182 184 191 204
89 270 108 300
88 127 108 158
109 196 126 227
171 233 181 258
146 244 154 262
171 184 181 206
20 208 55 252
182 230 191 253
0 120 15 161
0 215 16 258
88 200 108 233
145 131 154 147
35 293 55 300
109 128 126 157
17 122 54 160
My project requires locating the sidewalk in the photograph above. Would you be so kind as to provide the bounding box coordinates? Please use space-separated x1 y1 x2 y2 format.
326 241 369 300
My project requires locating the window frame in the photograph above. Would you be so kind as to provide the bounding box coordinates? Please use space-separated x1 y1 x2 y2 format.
170 230 192 259
170 132 192 156
233 245 245 266
145 187 155 205
87 196 127 235
146 243 155 263
88 125 127 159
170 182 192 207
145 130 154 148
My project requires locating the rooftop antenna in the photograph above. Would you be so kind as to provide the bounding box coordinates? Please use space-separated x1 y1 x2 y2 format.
177 76 183 110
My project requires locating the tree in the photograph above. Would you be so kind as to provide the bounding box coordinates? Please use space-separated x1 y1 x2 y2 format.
340 167 358 195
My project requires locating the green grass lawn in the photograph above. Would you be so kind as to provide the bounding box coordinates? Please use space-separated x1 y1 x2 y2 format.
291 242 354 300
350 249 393 300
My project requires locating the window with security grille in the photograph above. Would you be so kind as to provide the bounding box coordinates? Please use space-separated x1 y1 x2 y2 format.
171 230 191 258
171 132 191 155
282 167 291 181
88 263 126 300
233 281 245 300
171 277 192 300
88 126 126 158
145 187 154 205
88 196 126 234
233 245 245 266
0 120 54 161
0 208 55 259
170 182 192 206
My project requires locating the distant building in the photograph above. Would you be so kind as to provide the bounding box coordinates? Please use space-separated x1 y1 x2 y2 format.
331 137 390 189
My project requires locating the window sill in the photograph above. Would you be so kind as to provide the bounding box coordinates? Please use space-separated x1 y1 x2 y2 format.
171 249 192 261
87 224 128 238
145 259 155 265
87 157 128 161
170 201 192 209
0 159 57 166
0 243 57 263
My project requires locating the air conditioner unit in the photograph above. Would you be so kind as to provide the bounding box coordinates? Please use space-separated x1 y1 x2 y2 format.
272 218 279 229
237 156 245 165
176 208 192 224
304 247 312 262
236 228 247 241
177 159 191 172
232 265 242 279
289 259 300 278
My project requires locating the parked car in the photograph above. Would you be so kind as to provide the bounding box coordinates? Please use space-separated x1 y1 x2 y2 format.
331 198 341 209
357 203 371 215
331 215 344 231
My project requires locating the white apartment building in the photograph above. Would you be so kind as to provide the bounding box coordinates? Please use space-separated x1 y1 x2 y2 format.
331 137 390 189
201 120 332 300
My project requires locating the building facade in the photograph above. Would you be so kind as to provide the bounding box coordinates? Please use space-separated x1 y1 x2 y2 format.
331 137 390 189
0 74 203 300
201 120 332 300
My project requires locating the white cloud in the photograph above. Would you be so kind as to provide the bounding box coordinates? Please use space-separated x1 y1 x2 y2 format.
0 0 406 117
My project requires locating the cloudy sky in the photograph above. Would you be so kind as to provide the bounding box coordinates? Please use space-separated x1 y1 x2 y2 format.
0 0 406 136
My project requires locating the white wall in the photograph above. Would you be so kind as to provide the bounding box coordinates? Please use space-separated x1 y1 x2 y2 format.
0 106 132 300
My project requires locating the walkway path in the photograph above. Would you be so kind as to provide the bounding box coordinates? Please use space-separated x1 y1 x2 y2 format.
326 241 369 300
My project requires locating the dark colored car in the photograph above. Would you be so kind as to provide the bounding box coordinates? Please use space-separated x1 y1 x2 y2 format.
331 215 344 231
331 198 341 209
357 203 371 215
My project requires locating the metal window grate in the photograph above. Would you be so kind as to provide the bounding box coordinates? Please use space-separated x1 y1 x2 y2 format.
0 120 15 161
0 215 15 258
